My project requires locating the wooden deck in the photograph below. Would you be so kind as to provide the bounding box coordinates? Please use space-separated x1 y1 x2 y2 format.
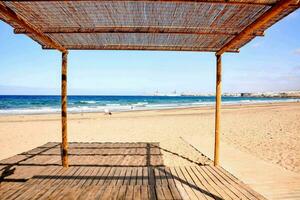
0 142 266 200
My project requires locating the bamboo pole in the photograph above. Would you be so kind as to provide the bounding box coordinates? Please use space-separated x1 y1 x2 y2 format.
216 0 298 55
42 45 239 53
14 26 253 36
61 51 69 167
214 54 222 166
0 3 66 53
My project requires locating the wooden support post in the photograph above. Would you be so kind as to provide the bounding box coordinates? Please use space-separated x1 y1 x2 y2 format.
61 51 69 167
214 54 222 166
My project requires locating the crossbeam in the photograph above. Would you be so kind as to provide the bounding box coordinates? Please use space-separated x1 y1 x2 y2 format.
3 0 276 6
14 27 251 36
15 27 265 37
216 0 299 55
0 3 67 53
42 45 239 53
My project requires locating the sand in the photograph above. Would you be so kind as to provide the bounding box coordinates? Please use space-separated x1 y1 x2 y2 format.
0 102 299 173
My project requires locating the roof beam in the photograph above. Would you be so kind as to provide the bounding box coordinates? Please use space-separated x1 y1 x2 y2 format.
14 27 264 36
0 3 67 53
43 45 239 53
216 0 299 55
3 0 276 6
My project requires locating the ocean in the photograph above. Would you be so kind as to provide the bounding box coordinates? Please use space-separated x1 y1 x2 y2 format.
0 95 299 115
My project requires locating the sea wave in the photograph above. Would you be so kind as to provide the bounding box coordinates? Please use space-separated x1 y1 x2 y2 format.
132 102 148 107
0 107 61 115
106 103 121 106
0 98 299 115
79 101 97 104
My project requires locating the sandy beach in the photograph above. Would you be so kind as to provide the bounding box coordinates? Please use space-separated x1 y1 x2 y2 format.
0 102 299 174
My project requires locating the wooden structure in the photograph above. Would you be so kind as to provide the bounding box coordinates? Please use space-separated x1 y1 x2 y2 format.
0 142 267 199
0 0 299 168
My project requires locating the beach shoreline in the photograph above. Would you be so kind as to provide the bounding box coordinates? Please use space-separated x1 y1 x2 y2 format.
0 101 299 174
1 95 299 115
0 100 299 117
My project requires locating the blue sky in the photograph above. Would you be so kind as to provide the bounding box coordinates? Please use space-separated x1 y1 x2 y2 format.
0 9 299 95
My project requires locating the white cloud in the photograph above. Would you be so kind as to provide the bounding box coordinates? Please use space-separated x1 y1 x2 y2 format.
294 48 300 55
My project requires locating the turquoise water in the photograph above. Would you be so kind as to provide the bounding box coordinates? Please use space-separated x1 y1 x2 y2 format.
0 95 298 115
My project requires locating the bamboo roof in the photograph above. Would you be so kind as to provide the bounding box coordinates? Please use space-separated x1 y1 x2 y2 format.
0 0 299 54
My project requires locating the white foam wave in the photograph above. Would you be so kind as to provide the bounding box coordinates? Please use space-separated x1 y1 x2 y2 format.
79 101 97 104
0 98 299 115
132 102 148 107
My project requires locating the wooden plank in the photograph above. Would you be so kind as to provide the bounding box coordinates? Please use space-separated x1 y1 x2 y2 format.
117 167 127 185
97 167 112 185
100 186 115 200
202 166 239 199
1 167 56 199
123 167 132 185
158 167 174 199
76 167 93 187
76 186 97 200
216 166 266 199
165 167 183 200
175 166 197 200
93 185 111 199
162 186 174 200
158 167 168 185
141 185 151 200
110 167 121 186
40 168 77 200
125 185 134 199
148 167 157 200
91 167 106 185
192 166 224 199
6 167 63 199
53 187 81 200
46 167 79 188
5 185 32 200
111 185 122 199
185 166 214 200
207 166 253 199
133 185 142 200
154 167 162 185
188 166 221 199
69 167 87 186
136 167 143 185
143 167 149 185
196 166 233 199
83 167 101 186
180 166 207 200
117 185 128 199
104 167 117 185
156 186 166 199
22 167 78 200
0 183 23 197
130 167 138 185
170 167 190 200
17 187 49 200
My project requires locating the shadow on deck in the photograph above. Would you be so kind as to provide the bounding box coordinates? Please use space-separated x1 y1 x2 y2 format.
0 142 265 200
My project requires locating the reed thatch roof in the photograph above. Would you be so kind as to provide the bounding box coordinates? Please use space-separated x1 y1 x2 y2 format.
0 1 299 53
